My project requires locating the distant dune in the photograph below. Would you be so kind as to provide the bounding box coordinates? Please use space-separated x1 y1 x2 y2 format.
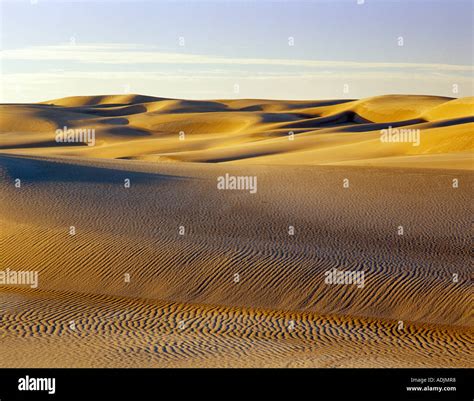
1 94 473 168
0 95 472 367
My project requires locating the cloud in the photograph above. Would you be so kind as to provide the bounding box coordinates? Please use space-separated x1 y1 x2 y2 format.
1 43 473 73
3 70 472 82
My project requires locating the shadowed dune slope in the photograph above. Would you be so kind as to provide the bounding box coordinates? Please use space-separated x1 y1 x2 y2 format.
1 155 471 327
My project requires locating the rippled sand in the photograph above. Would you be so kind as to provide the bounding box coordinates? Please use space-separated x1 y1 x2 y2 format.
0 94 472 367
1 288 471 368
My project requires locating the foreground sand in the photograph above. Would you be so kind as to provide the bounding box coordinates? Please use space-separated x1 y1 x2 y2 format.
0 94 472 367
1 288 471 368
0 154 472 367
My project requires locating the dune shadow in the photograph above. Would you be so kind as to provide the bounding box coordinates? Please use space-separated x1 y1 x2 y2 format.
259 112 317 123
279 110 371 129
424 115 474 128
101 117 130 125
69 104 148 117
103 126 152 137
332 115 474 133
0 154 191 184
0 141 86 150
333 118 425 133
153 100 230 114
284 99 355 109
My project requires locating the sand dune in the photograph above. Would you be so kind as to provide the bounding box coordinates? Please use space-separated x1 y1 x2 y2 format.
0 95 472 367
1 94 472 167
1 153 472 367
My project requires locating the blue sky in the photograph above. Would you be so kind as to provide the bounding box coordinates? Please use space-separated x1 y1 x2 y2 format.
1 0 473 102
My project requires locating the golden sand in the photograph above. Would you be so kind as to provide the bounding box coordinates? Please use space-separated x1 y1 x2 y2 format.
0 95 472 367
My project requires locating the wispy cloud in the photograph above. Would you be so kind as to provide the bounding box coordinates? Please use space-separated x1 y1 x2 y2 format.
4 70 472 82
1 43 473 73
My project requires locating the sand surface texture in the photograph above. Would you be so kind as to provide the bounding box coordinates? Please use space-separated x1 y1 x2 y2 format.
1 95 472 367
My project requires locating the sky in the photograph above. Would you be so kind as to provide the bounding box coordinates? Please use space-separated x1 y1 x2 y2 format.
0 0 473 102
